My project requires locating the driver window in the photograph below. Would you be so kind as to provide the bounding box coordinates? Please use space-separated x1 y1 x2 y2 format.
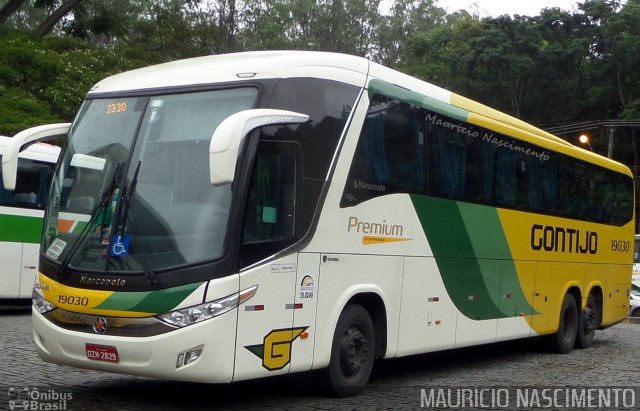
240 141 302 268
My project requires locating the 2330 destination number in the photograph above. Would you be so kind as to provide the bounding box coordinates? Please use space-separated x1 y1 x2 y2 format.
106 102 127 114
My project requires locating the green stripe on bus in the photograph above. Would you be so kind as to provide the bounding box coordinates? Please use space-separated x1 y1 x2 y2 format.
94 291 151 311
411 195 502 320
457 202 512 259
0 213 43 243
457 202 538 316
410 195 536 320
368 79 469 123
96 282 203 314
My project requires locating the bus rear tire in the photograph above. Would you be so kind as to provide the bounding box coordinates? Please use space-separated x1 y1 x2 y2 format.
548 293 578 354
325 304 375 397
575 293 598 349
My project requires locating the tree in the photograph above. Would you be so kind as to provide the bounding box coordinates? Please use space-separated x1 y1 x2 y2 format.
0 30 135 134
375 0 446 67
240 0 295 50
0 0 28 24
602 0 640 182
35 0 82 36
300 0 382 56
403 11 482 90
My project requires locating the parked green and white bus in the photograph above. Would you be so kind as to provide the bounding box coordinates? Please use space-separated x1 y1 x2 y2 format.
9 51 633 395
0 134 60 301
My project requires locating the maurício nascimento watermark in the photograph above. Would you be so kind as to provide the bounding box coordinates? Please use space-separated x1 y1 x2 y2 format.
420 387 638 409
8 387 72 410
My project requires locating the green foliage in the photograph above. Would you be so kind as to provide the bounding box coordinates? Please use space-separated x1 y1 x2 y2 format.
0 87 59 134
376 0 446 67
0 29 135 135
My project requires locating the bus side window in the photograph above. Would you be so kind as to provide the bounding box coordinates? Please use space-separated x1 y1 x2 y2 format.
612 172 634 225
240 141 302 268
11 158 54 210
427 115 481 202
567 161 588 220
541 155 558 215
482 137 530 209
341 95 426 207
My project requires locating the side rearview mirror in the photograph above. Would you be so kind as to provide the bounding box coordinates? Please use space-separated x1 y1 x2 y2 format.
209 109 309 186
2 123 71 191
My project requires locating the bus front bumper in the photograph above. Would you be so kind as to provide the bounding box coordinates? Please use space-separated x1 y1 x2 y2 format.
32 307 237 383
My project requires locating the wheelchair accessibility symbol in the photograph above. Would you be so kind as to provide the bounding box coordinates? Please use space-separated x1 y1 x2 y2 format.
110 234 131 257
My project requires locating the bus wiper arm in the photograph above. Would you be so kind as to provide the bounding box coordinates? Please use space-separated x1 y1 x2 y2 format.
118 160 141 237
104 161 158 285
55 187 114 279
123 161 158 285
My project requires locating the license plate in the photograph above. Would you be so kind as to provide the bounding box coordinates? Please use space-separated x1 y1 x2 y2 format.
85 343 119 363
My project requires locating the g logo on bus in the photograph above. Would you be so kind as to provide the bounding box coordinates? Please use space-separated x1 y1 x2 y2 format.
245 327 308 371
93 317 108 335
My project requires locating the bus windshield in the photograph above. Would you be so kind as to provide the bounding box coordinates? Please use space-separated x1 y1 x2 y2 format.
43 87 258 273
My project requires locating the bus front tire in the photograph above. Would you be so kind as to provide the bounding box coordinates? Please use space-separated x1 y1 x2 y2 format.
575 293 598 349
325 304 375 397
549 293 578 354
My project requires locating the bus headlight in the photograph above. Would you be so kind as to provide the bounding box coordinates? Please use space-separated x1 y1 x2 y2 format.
158 285 258 328
32 291 56 314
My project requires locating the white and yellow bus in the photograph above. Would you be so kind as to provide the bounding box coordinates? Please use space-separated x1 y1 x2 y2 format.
0 134 60 301
8 51 633 396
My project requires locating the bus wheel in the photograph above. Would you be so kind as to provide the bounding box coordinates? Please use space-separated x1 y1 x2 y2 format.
575 293 598 349
549 293 578 354
325 304 375 397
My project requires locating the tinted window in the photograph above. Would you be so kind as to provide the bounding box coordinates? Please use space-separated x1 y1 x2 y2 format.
341 92 634 226
243 142 300 244
0 158 54 210
264 78 359 230
341 95 426 207
239 78 358 268
427 113 481 202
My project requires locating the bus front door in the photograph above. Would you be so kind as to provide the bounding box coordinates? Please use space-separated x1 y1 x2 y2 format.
233 140 307 381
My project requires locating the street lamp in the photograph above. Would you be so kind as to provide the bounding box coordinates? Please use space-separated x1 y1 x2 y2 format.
578 134 593 151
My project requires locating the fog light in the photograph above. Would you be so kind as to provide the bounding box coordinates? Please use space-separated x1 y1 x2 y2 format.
176 349 202 368
185 350 201 365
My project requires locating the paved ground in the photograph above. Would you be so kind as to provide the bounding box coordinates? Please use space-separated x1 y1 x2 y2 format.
0 306 638 410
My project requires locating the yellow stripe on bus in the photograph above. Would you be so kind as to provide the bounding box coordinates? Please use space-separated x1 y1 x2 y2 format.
37 273 155 318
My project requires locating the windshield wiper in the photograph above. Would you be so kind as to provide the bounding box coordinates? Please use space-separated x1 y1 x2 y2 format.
104 161 158 285
118 160 141 237
55 165 122 279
